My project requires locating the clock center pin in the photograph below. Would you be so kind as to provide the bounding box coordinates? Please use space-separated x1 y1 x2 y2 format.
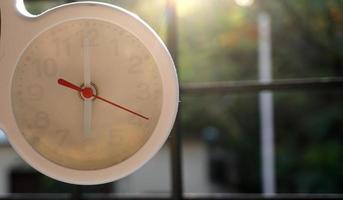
81 84 97 100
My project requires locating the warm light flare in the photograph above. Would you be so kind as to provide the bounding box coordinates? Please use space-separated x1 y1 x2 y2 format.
234 0 254 7
175 0 206 17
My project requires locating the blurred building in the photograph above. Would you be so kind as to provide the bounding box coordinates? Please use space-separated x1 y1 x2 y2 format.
0 134 226 194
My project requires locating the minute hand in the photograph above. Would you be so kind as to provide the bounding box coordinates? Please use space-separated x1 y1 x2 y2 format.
83 38 92 135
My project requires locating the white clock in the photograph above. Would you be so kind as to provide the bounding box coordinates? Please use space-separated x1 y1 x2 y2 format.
0 0 179 185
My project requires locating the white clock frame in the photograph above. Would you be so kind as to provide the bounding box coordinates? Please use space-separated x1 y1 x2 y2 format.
0 0 179 185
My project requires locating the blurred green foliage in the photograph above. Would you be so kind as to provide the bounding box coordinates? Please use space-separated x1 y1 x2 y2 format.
24 0 343 194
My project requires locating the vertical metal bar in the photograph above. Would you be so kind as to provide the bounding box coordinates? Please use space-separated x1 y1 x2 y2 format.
258 12 276 196
166 0 183 199
71 185 81 200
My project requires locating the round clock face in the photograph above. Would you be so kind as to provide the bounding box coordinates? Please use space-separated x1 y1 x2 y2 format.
11 19 163 170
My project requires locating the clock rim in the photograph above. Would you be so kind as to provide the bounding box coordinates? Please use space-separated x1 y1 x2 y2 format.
0 2 179 185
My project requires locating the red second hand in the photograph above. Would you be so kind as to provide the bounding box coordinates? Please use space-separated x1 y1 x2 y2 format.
94 95 149 120
57 78 149 120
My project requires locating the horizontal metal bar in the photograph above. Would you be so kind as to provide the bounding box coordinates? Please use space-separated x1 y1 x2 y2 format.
0 194 170 200
1 193 343 200
0 193 70 200
183 194 343 200
181 77 343 94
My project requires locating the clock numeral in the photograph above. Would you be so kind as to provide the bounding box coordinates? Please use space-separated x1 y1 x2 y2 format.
29 136 41 146
123 33 137 45
78 28 99 47
56 129 69 145
109 129 124 145
33 112 49 129
109 38 119 56
34 58 58 78
27 84 44 101
136 83 151 100
43 58 58 77
128 114 145 127
128 56 143 74
85 28 99 44
53 37 72 57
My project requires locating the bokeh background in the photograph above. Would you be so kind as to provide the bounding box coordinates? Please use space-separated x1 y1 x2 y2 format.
0 0 343 196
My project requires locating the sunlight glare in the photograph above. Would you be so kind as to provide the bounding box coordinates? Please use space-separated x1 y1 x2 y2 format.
176 0 204 17
234 0 254 7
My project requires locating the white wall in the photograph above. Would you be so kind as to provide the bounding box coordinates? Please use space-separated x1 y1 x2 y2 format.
116 140 219 194
115 143 171 194
0 130 6 143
